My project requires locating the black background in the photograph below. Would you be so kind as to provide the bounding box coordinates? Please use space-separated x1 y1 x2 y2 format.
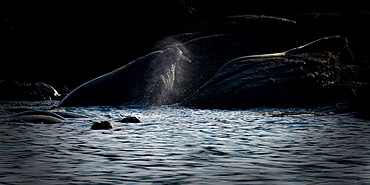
1 1 368 88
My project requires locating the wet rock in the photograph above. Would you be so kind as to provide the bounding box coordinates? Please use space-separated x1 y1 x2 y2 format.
119 116 141 123
91 121 114 130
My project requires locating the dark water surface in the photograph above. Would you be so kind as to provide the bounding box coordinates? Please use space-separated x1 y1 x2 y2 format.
0 101 369 184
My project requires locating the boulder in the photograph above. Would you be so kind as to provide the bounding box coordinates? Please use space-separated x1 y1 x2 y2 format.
91 121 114 130
119 116 141 123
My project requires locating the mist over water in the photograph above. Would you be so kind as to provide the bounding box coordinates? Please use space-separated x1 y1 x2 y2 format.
0 101 369 184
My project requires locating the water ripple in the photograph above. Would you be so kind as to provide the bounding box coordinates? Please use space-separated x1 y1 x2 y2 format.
0 102 369 184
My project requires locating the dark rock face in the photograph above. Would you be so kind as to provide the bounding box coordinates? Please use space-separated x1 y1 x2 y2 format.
182 36 368 109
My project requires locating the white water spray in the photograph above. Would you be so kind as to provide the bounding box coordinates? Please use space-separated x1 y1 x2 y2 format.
160 63 176 90
145 44 192 105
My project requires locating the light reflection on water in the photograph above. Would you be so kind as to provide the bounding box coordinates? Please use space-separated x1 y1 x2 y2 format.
0 101 369 184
